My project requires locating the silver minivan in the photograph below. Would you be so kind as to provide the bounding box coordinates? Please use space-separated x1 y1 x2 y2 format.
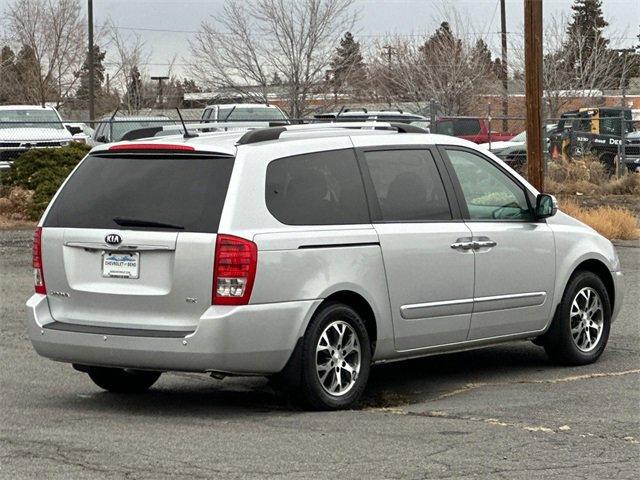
27 123 624 410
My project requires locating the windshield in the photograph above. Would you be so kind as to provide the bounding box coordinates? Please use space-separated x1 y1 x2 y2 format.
0 109 63 130
510 131 527 142
97 119 175 141
218 107 286 121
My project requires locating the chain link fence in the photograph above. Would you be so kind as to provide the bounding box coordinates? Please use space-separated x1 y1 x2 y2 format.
1 107 639 177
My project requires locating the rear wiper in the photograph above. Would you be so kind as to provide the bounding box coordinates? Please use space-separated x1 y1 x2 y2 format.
113 217 184 230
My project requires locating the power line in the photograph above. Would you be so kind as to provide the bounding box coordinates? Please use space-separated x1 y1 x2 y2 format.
98 23 640 40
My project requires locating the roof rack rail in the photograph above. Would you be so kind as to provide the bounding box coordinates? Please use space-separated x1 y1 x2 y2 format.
236 121 426 145
121 121 287 142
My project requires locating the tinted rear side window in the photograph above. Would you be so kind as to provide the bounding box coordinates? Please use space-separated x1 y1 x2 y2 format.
453 119 481 136
44 154 234 232
362 149 451 221
266 149 369 225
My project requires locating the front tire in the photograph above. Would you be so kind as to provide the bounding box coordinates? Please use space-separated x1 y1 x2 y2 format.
87 367 161 393
543 271 611 365
286 302 371 410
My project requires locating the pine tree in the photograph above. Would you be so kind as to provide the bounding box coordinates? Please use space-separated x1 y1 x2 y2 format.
14 46 49 104
566 0 609 48
420 22 462 57
329 32 366 94
76 45 106 104
0 46 17 103
271 72 283 86
470 39 501 78
126 66 143 111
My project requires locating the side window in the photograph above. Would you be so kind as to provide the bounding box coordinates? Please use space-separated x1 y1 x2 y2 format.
453 119 481 136
446 149 533 221
266 149 369 225
363 149 451 221
435 120 453 136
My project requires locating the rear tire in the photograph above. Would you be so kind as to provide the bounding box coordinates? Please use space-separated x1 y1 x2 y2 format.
87 367 161 393
283 302 371 410
543 271 611 365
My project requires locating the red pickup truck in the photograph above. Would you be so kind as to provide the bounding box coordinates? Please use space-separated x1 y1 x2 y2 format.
433 117 514 143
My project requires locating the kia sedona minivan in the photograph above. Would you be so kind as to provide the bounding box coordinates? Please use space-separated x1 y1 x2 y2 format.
27 122 624 410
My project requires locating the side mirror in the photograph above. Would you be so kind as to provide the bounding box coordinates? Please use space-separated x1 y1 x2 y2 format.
536 193 558 219
95 135 108 143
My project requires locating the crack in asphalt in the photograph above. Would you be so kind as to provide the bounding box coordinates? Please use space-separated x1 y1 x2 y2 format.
364 369 640 444
365 408 640 446
429 368 640 401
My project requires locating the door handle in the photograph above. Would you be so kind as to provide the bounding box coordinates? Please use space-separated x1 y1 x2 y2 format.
474 240 497 249
451 241 475 250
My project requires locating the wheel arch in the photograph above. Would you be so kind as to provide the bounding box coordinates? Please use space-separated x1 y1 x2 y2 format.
571 258 615 312
315 290 378 355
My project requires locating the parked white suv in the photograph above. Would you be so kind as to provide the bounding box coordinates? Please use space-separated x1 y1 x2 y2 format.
27 122 624 410
0 105 74 170
201 103 288 123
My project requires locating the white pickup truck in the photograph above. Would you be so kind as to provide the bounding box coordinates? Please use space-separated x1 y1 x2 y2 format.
0 105 75 170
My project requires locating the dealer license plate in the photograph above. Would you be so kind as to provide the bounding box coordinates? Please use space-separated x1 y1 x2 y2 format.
102 252 140 278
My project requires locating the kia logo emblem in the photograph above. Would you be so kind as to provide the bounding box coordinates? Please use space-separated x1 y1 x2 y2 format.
105 234 122 245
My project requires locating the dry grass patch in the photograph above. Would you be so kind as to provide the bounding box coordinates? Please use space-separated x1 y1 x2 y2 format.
545 156 640 196
561 199 639 240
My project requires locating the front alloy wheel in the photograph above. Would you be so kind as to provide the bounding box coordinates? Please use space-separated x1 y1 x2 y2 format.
543 271 611 365
570 287 604 353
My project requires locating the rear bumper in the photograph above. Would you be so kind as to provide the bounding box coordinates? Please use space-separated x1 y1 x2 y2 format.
26 294 321 375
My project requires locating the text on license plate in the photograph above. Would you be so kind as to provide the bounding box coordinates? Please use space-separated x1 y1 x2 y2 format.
102 252 140 278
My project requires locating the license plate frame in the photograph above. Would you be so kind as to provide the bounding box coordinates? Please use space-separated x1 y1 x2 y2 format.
101 251 140 279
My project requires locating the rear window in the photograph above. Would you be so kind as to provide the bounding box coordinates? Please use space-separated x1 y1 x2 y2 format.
265 149 369 225
44 154 234 232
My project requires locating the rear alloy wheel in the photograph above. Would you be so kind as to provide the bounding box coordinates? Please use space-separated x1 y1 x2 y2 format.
87 366 161 393
315 320 362 397
290 302 371 410
543 271 611 365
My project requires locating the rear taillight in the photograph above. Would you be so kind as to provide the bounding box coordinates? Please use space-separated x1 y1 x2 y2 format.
32 227 46 294
212 234 257 305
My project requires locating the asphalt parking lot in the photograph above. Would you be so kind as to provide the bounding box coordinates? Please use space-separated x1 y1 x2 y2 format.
1 228 638 480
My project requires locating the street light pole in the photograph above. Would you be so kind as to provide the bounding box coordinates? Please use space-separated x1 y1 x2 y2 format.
87 0 95 123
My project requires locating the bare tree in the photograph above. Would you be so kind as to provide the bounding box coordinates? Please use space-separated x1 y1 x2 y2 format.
189 0 356 118
104 22 151 113
3 0 86 106
511 16 629 118
368 18 500 115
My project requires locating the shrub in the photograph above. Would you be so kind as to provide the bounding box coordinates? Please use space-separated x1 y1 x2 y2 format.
0 186 33 221
0 143 90 220
561 199 639 240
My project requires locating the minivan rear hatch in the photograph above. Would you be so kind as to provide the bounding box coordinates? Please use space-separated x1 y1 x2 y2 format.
41 147 234 332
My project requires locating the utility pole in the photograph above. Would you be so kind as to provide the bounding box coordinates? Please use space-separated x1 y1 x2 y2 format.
524 0 544 191
500 0 509 131
87 0 95 123
382 45 394 107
